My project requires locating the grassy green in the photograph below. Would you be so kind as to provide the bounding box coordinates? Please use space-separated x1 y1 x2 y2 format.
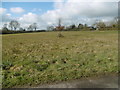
2 31 118 88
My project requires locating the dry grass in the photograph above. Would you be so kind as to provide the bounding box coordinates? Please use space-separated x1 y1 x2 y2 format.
2 31 118 88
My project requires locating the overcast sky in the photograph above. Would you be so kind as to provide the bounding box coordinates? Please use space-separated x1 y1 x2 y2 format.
0 0 118 30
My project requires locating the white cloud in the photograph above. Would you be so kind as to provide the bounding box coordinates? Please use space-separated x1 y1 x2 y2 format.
6 13 11 16
1 1 118 30
0 8 12 23
18 12 38 23
32 8 42 12
18 12 43 29
53 1 118 18
1 13 13 29
2 13 13 23
18 2 118 29
10 7 25 13
40 1 118 27
0 8 7 14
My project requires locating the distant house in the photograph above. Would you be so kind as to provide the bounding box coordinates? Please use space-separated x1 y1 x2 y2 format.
55 19 64 31
55 26 64 31
88 26 97 30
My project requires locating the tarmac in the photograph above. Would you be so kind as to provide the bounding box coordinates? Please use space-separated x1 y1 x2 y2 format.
32 74 119 88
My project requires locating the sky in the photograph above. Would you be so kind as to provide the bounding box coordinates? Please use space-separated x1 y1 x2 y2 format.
0 0 118 30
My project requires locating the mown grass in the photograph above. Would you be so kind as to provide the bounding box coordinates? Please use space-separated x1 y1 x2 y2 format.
2 31 118 88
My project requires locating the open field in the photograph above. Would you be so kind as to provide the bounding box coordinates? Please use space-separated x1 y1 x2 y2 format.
2 31 118 88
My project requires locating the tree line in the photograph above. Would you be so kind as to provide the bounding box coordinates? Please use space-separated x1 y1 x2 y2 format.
1 20 46 34
1 17 118 34
48 17 118 31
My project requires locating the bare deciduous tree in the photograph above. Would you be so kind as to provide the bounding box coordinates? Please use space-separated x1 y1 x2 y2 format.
56 18 64 37
27 25 33 31
47 26 54 31
9 20 20 30
94 21 106 30
2 24 9 31
32 23 37 31
27 23 37 31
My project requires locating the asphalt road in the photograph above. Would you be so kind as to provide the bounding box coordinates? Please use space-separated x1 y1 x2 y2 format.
33 74 118 88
